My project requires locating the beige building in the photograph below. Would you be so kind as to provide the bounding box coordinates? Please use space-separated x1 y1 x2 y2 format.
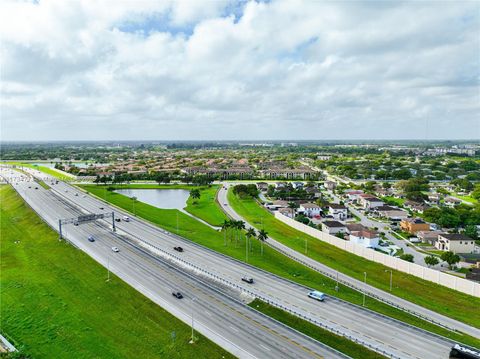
435 233 476 254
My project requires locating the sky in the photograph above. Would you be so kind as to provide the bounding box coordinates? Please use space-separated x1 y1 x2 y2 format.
1 0 479 141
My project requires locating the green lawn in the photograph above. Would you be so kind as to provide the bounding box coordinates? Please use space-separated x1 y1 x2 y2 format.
185 186 228 226
381 196 406 207
37 180 50 190
227 190 480 329
80 185 480 348
453 194 478 205
0 185 232 359
249 300 384 359
5 162 74 180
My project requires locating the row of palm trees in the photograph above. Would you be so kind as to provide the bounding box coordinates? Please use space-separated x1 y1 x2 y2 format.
221 219 268 256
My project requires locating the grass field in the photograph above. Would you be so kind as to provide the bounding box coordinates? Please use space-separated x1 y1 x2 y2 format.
0 185 232 359
249 300 384 359
80 185 480 348
227 190 480 329
37 180 50 190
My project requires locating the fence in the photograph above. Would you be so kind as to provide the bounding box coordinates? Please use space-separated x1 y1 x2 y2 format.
275 212 480 298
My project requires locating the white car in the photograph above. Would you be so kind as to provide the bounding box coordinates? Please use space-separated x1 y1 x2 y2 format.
111 247 119 252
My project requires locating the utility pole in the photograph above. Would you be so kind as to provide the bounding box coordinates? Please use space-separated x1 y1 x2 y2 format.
335 271 339 292
246 236 248 263
132 196 137 216
176 212 179 234
363 272 367 306
385 269 393 291
190 297 196 343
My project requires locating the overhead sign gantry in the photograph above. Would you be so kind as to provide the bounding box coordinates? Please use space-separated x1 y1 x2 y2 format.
58 212 116 239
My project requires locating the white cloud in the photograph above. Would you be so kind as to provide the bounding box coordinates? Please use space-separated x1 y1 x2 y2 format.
1 0 479 141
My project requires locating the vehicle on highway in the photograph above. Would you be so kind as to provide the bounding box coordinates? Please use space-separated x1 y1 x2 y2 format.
308 290 326 301
450 344 480 359
83 195 86 198
115 218 121 222
87 235 95 242
28 186 31 188
123 216 130 222
75 193 78 196
242 276 254 284
111 247 119 252
73 221 79 226
35 187 38 189
99 207 104 210
172 291 183 299
65 190 68 192
173 246 183 252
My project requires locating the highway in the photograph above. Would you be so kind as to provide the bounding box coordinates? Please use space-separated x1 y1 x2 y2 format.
1 168 345 359
2 167 463 358
217 184 480 338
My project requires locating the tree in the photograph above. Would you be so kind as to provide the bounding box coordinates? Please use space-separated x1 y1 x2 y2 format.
400 254 414 263
440 251 460 270
464 224 478 240
221 219 231 247
258 229 268 256
189 189 201 203
246 228 256 253
424 255 439 268
287 201 298 218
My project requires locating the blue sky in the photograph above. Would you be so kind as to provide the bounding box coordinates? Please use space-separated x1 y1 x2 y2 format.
1 0 479 141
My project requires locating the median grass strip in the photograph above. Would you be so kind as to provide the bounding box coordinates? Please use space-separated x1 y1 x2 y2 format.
80 185 480 348
37 180 50 189
6 162 73 180
227 190 480 329
249 299 385 359
0 185 233 359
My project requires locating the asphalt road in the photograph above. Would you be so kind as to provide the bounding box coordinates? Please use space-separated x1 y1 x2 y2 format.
1 168 344 359
216 184 480 338
2 167 464 358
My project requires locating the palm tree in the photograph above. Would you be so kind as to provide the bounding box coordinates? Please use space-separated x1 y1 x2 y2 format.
258 229 268 256
246 228 256 253
287 201 298 218
221 219 230 246
233 220 245 247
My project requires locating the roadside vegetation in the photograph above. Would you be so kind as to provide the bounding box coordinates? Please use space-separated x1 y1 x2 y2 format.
227 189 480 329
80 185 480 347
0 185 232 359
249 299 385 359
5 162 73 180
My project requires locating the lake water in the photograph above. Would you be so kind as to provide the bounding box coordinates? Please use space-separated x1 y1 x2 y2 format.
114 189 190 210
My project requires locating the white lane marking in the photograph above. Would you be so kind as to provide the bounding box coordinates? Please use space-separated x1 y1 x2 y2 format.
259 344 271 351
229 325 239 333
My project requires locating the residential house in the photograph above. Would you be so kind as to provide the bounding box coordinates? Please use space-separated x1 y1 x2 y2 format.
299 202 322 217
322 220 347 235
274 182 287 190
328 203 348 220
404 200 429 214
292 182 304 189
256 182 269 192
344 190 364 201
444 197 462 208
435 233 476 254
427 193 441 205
346 223 368 233
358 194 384 210
278 207 295 218
417 231 444 246
266 200 288 210
373 205 409 220
349 230 380 248
400 218 430 234
324 181 337 190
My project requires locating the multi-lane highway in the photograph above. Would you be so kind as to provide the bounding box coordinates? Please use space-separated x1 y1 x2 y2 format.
217 184 480 337
1 168 346 359
1 167 464 358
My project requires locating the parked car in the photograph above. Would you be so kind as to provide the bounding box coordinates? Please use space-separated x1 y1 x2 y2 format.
242 277 254 284
174 246 184 252
308 290 325 302
172 291 183 299
87 235 95 242
111 247 119 252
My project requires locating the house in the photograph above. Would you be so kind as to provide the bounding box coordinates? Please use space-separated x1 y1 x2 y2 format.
322 220 347 235
346 223 368 233
299 202 322 217
400 218 430 234
278 207 295 218
292 181 304 189
256 182 269 192
404 200 428 213
324 181 337 190
274 182 287 190
427 193 441 205
328 203 348 220
373 205 409 220
444 197 462 208
417 231 444 246
349 230 380 248
435 233 476 254
358 194 384 210
344 190 364 201
266 200 288 210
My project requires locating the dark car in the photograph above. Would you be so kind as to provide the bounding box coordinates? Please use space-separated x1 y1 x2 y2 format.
87 235 95 242
115 218 121 222
172 291 183 299
35 187 38 190
174 246 184 252
242 277 254 284
99 207 104 210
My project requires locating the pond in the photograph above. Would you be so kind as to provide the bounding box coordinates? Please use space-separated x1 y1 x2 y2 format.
114 189 190 210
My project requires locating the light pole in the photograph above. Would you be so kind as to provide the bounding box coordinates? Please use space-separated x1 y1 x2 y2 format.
305 237 308 254
363 272 367 306
106 256 110 282
132 196 137 216
246 236 248 263
190 297 196 344
385 269 393 291
335 271 339 292
176 211 179 234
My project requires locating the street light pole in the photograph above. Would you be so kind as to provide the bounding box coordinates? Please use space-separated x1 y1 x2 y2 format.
106 256 110 282
305 237 307 254
363 272 367 306
385 269 392 291
190 297 196 344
